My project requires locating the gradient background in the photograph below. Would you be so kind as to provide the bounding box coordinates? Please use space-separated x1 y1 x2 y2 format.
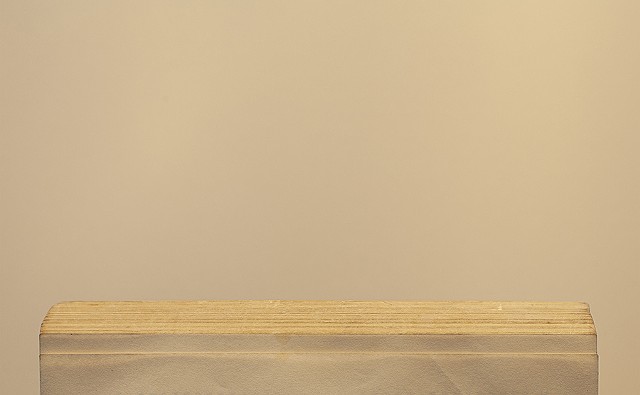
1 1 639 393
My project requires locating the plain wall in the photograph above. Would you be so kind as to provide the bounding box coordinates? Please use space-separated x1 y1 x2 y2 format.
1 1 638 393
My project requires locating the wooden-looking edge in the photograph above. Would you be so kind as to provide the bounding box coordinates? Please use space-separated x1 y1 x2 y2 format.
40 300 597 336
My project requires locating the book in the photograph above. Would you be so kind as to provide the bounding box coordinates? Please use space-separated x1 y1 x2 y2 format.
40 300 598 394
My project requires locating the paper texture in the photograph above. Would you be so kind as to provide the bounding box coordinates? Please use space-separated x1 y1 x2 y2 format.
40 352 597 394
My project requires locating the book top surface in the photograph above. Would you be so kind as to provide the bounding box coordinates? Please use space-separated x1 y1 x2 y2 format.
40 300 596 336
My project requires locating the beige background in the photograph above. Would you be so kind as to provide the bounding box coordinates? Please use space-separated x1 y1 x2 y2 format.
1 1 638 393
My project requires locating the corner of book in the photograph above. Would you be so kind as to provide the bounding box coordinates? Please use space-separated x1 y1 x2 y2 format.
40 301 74 335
